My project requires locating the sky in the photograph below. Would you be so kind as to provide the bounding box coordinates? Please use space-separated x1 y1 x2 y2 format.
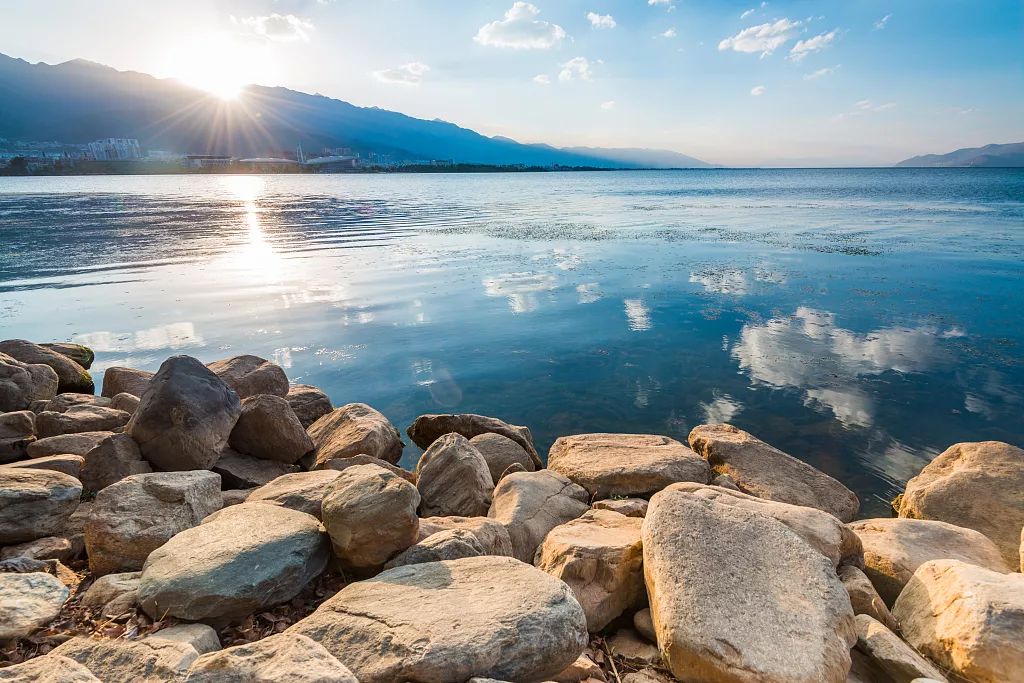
2 0 1022 166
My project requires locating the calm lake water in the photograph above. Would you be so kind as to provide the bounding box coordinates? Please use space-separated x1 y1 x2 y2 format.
2 169 1022 515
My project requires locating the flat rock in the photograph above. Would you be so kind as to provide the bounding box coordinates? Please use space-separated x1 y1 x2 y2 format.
0 468 81 544
228 394 313 464
608 628 662 667
286 384 333 429
147 624 221 655
0 350 58 411
139 502 329 622
470 432 536 484
849 517 1011 605
85 470 222 575
79 433 151 493
80 571 141 617
893 559 1024 683
0 409 36 463
592 498 649 517
2 453 85 478
838 564 899 633
0 572 70 640
51 636 199 683
0 339 94 394
42 393 110 413
207 354 289 398
27 431 114 458
417 515 514 556
549 433 710 500
184 632 357 682
245 470 341 518
407 413 542 468
324 453 416 483
643 487 856 683
36 405 130 438
536 509 644 631
321 464 420 573
416 433 493 517
384 528 486 569
306 403 403 468
689 423 860 521
128 355 241 471
288 555 588 683
488 469 590 562
854 614 948 683
0 535 78 564
212 448 296 489
0 654 100 681
898 440 1024 567
100 366 153 398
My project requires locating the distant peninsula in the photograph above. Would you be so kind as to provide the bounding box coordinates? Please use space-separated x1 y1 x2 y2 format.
895 142 1024 167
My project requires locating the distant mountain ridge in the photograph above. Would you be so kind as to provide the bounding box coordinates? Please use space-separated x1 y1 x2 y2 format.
895 142 1024 167
0 53 711 168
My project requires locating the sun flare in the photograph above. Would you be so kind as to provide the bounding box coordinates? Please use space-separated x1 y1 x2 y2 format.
162 34 257 100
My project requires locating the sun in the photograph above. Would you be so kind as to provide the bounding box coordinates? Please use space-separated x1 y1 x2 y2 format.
161 34 257 100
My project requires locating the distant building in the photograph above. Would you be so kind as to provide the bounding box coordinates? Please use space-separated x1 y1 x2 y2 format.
304 155 359 172
87 138 142 161
239 157 301 172
184 155 233 169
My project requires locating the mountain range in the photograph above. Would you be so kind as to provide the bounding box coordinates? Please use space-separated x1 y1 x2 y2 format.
895 142 1024 167
0 54 711 169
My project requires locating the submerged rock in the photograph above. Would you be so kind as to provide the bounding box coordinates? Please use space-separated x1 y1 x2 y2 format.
407 412 541 468
488 469 590 563
306 403 403 468
0 339 93 394
416 433 493 517
207 354 289 399
0 468 81 544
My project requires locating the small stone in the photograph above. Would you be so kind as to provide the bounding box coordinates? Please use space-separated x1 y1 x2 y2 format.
0 409 36 463
854 614 949 683
79 571 141 617
470 432 536 484
79 433 151 493
0 571 70 640
634 607 656 643
306 403 403 468
551 654 606 683
286 384 333 429
228 394 313 464
592 498 648 517
147 623 221 654
51 636 199 683
416 433 493 517
0 339 94 394
207 354 289 398
212 448 296 489
245 470 341 518
608 629 662 667
384 528 485 569
109 392 140 414
838 564 899 633
27 431 113 457
0 468 81 544
100 366 153 398
2 453 85 478
488 469 590 562
184 633 358 683
408 413 542 468
35 405 130 438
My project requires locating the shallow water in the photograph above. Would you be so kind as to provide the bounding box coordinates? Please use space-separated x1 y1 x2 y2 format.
2 169 1022 515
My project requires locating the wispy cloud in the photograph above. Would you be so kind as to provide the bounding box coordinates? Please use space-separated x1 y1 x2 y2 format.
600 100 616 109
373 62 430 85
874 14 892 30
788 29 838 62
586 12 616 29
750 85 766 96
661 28 678 38
832 99 896 121
740 2 768 19
648 0 674 9
532 73 551 85
559 56 595 82
474 2 567 49
719 18 802 57
236 14 314 42
804 64 839 80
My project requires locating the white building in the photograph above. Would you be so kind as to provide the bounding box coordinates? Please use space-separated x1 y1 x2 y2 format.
88 138 142 161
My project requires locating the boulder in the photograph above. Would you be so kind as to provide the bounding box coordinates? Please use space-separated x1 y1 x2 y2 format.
221 488 253 507
549 433 710 500
324 453 416 483
85 470 222 575
321 464 420 573
837 564 899 633
849 517 1011 605
593 498 649 517
667 483 862 567
207 354 289 399
2 454 85 478
306 403 403 468
228 394 313 464
0 654 100 682
407 413 541 468
79 433 151 493
212 448 296 489
634 607 656 643
897 440 1024 567
470 432 536 484
893 559 1024 683
608 628 662 667
184 633 358 682
245 470 341 519
854 614 949 683
127 355 242 471
0 572 70 640
100 366 153 398
416 433 493 517
0 350 58 411
688 423 860 521
42 393 110 413
27 431 114 458
0 469 81 544
642 487 856 683
498 462 527 480
51 636 199 683
79 571 141 617
40 342 94 369
147 624 221 654
109 392 141 414
536 509 645 631
0 339 94 394
286 384 334 429
0 409 36 463
488 469 590 562
0 535 78 563
384 528 486 569
288 555 588 683
552 654 606 683
416 516 514 556
138 503 329 622
36 405 130 438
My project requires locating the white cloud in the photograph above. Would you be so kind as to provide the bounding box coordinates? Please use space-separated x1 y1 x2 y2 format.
804 64 839 80
559 56 594 82
372 62 430 85
788 28 838 62
741 9 755 19
718 18 802 57
474 2 567 49
648 0 673 6
874 14 892 30
750 85 766 96
483 272 557 313
701 394 743 424
237 14 314 42
661 28 677 38
532 73 551 85
600 100 616 109
586 12 616 29
832 100 895 122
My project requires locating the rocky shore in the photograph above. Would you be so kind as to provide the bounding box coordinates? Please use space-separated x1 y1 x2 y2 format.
1 339 1022 683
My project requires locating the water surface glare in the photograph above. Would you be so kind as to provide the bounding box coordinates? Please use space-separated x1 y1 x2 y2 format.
2 169 1022 515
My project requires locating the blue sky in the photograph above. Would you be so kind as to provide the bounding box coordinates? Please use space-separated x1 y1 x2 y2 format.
2 0 1022 165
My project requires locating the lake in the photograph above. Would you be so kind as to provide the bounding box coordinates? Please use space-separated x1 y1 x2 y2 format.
1 169 1022 515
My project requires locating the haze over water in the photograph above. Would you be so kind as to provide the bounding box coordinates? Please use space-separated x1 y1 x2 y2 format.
2 168 1022 515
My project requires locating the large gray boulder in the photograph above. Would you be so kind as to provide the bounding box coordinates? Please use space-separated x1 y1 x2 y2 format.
407 413 541 468
138 503 329 623
416 433 493 517
27 431 114 458
51 636 199 683
549 433 709 499
127 355 242 471
79 433 152 493
469 432 536 484
100 366 154 398
0 572 70 640
306 403 403 468
688 423 860 521
288 556 588 683
185 633 358 682
85 470 222 575
228 394 313 464
0 350 58 411
36 404 131 437
0 409 36 463
488 469 590 562
321 464 420 573
245 470 341 518
207 354 289 398
0 339 93 394
0 468 81 544
286 384 333 429
642 487 856 683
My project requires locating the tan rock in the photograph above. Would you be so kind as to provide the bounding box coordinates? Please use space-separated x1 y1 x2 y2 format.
0 571 70 640
0 654 100 682
838 564 898 633
417 515 514 556
470 432 536 484
42 393 110 413
593 498 648 517
100 366 153 398
0 535 77 563
184 632 357 682
551 654 606 682
488 469 590 562
0 339 93 394
609 628 662 667
854 614 948 683
79 571 141 617
26 431 113 458
109 392 141 414
147 623 221 654
634 607 656 643
536 509 644 631
245 470 341 518
285 384 333 429
322 452 416 483
688 423 860 521
384 527 486 569
228 394 313 464
306 402 403 468
0 350 58 411
0 409 36 463
287 555 588 683
207 354 289 398
893 559 1024 683
36 405 130 438
212 448 296 489
416 432 493 517
221 488 253 507
643 487 856 683
898 440 1024 567
622 669 674 683
2 453 85 478
79 433 151 493
408 412 541 468
849 517 1011 605
0 468 81 544
51 636 199 683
